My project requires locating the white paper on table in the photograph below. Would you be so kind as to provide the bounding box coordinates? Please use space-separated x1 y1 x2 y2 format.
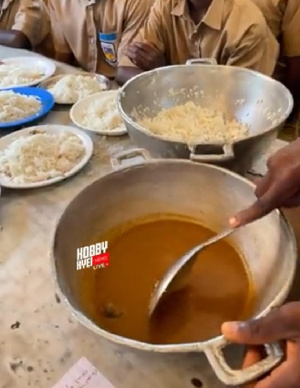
52 357 115 388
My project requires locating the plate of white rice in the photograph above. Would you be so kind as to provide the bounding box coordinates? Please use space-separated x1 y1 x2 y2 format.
40 73 110 104
0 125 93 189
0 56 56 89
70 90 127 136
0 87 55 129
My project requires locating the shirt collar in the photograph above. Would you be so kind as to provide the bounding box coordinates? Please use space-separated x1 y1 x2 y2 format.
202 0 224 30
83 0 96 7
1 0 14 11
171 0 225 30
171 0 188 17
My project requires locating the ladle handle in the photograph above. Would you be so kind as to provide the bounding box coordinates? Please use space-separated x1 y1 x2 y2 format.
204 342 283 386
199 228 233 250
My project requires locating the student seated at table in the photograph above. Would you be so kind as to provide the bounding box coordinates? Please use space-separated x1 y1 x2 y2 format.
0 0 51 50
116 0 279 85
48 0 154 79
251 0 300 99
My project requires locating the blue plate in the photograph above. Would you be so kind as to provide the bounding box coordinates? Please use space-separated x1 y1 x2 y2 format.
0 87 55 129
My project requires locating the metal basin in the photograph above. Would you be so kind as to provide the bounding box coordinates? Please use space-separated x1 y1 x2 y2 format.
51 149 297 386
117 63 293 175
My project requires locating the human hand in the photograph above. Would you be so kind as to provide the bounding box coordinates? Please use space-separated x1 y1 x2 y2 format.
126 42 165 71
230 139 300 228
222 302 300 388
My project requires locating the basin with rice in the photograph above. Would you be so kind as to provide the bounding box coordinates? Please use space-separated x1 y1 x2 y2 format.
117 62 293 175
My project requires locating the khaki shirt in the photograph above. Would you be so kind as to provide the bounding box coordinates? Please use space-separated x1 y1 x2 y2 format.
119 0 279 76
0 0 50 47
48 0 154 78
251 0 300 57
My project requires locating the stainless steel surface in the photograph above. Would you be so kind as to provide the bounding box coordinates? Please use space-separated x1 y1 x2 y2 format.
95 73 111 89
186 58 217 65
149 228 234 316
118 64 293 175
52 149 297 386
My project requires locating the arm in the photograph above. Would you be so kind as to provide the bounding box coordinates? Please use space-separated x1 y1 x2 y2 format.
227 23 279 76
47 0 73 64
281 0 300 97
285 57 300 98
116 67 143 86
116 0 166 85
55 52 73 64
0 30 31 49
117 0 155 58
229 138 300 227
11 0 50 48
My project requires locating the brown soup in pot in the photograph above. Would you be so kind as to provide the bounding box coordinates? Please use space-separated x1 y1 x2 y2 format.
78 214 256 344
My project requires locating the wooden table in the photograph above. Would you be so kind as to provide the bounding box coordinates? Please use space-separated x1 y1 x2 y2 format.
0 46 299 388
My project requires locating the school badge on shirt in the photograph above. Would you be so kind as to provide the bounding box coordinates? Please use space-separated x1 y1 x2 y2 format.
99 32 118 67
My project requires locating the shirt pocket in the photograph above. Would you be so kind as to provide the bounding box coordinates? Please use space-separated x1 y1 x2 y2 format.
98 32 119 67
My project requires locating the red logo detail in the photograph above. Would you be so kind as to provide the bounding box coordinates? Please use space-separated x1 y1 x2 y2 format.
92 252 110 267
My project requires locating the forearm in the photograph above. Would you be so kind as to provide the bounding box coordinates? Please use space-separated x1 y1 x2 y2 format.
54 51 72 64
285 56 300 99
0 30 31 49
116 66 143 86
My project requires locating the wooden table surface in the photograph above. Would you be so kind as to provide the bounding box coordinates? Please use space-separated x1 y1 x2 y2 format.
0 46 299 388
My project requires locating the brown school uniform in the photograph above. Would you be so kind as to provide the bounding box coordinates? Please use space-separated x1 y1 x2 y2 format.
0 0 50 47
119 0 279 76
48 0 154 78
251 0 300 57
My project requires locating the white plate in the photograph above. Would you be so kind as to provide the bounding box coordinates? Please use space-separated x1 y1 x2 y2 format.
0 56 56 89
70 90 127 136
39 73 110 105
0 125 93 189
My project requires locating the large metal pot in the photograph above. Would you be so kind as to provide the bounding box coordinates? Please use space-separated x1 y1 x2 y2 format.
51 149 297 386
117 60 293 175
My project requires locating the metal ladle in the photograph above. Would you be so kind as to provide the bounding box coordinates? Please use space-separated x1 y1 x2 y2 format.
149 227 237 316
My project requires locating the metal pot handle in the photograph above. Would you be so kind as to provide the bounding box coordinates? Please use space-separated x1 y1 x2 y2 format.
190 144 234 163
204 342 283 386
111 148 151 169
186 58 217 66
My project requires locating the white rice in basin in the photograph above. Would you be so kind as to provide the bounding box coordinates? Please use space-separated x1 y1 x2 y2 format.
138 101 248 144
